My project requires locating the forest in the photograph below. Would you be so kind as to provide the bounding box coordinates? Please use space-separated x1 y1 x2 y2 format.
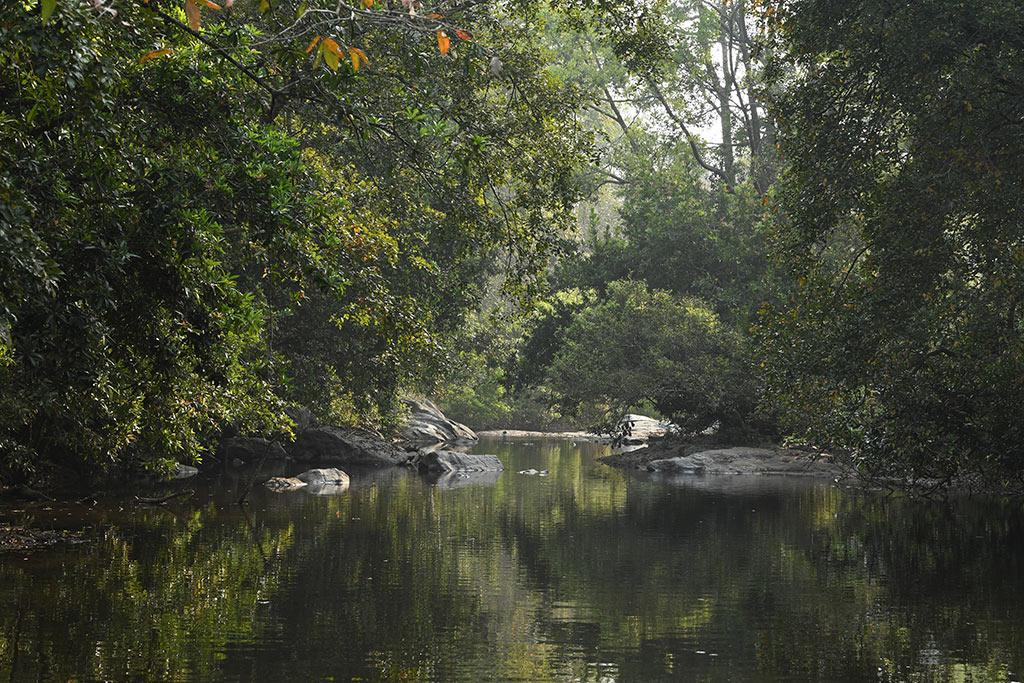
2 0 1023 491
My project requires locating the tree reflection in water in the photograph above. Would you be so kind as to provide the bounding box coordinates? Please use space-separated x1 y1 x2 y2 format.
1 438 1022 681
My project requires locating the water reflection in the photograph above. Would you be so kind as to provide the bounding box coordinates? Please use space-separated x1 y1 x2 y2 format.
1 438 1023 681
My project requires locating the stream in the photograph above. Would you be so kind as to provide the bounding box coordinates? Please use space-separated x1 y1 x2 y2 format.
1 437 1023 681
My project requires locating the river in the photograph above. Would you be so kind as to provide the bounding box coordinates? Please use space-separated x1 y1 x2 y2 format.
1 437 1023 681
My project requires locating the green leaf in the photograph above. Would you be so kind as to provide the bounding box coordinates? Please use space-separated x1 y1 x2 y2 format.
41 0 56 23
323 45 339 72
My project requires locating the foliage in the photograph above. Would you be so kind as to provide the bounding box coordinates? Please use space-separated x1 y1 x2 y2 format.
0 0 591 483
546 280 758 436
443 2 778 437
758 0 1024 487
434 294 592 431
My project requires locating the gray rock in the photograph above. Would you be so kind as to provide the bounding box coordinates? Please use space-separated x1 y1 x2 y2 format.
222 436 287 462
617 414 677 444
413 450 503 473
264 476 307 491
296 468 350 486
290 426 405 468
645 447 843 477
400 398 478 446
173 463 198 480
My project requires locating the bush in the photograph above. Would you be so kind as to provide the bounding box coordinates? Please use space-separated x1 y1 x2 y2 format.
547 280 762 437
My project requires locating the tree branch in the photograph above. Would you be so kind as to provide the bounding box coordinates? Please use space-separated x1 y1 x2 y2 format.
646 80 729 184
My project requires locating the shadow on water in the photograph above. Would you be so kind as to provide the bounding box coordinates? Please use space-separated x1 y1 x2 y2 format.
1 437 1023 681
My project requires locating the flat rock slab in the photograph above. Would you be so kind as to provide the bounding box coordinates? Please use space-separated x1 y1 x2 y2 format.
413 450 504 473
646 447 843 477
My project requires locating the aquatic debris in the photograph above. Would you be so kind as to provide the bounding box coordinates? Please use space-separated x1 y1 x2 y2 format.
517 469 549 476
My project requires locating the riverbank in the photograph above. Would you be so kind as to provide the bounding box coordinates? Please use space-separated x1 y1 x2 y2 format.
476 429 605 441
603 438 847 478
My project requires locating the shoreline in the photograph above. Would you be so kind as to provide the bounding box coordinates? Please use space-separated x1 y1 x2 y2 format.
476 429 607 442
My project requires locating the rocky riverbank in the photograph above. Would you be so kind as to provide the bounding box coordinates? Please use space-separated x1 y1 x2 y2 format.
603 439 847 478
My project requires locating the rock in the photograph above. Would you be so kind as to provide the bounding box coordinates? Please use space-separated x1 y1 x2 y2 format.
291 426 404 468
173 463 198 480
644 447 844 477
222 436 287 462
412 450 504 473
264 476 307 491
517 468 549 476
616 414 677 444
400 398 477 446
296 468 350 486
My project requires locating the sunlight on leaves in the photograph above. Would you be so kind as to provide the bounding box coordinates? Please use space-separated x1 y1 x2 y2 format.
139 48 175 64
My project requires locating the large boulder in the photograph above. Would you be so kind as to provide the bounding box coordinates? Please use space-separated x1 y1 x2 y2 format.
221 437 288 463
412 450 503 473
617 414 676 444
400 399 477 446
645 447 844 477
290 426 404 468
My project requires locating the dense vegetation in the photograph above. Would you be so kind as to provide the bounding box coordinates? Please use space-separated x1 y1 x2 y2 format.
2 0 1023 489
437 0 1024 490
0 0 589 482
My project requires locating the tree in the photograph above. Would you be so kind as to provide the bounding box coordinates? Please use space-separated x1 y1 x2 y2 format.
547 280 759 436
0 0 592 483
759 0 1024 487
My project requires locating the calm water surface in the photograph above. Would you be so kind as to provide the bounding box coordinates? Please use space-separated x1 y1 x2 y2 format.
2 437 1023 681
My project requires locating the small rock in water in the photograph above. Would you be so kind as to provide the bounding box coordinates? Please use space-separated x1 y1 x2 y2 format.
173 463 198 480
517 469 549 476
296 468 350 486
263 477 306 492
